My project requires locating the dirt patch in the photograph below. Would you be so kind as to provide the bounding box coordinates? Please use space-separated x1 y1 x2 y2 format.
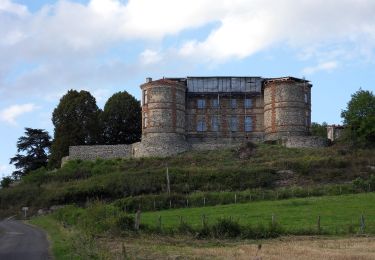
101 235 375 259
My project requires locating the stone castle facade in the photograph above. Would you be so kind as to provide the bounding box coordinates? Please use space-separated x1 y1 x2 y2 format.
65 76 327 163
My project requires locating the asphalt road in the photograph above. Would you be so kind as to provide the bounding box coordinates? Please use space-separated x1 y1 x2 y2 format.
0 219 50 260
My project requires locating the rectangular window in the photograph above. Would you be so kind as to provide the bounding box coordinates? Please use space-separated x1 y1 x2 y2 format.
211 116 219 132
197 99 206 109
212 98 219 108
245 116 253 132
230 99 237 109
144 113 148 128
144 90 148 104
305 111 309 126
304 93 308 103
230 116 238 132
244 98 252 109
197 118 206 132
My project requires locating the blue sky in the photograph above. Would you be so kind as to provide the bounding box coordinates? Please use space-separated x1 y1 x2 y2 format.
1 0 375 178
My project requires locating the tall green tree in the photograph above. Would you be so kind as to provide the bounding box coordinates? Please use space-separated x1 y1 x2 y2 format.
49 90 102 168
9 128 51 179
341 89 375 147
101 91 141 144
311 122 328 138
1 176 13 188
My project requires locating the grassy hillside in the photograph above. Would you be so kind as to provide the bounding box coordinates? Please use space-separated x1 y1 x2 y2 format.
35 192 375 242
140 193 375 234
1 143 374 217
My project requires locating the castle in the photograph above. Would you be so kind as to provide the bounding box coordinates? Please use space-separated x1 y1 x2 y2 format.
65 76 327 163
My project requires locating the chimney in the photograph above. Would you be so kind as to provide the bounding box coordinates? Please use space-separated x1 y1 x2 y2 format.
146 77 152 83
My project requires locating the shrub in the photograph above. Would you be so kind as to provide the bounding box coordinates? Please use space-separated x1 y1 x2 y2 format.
116 213 135 231
211 218 241 238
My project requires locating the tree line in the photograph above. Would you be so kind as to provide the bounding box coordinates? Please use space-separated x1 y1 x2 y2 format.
3 90 141 184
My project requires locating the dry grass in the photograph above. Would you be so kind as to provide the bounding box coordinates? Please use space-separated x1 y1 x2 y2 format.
194 236 375 260
102 235 375 260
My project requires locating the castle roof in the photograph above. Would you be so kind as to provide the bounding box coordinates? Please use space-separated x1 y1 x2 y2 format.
141 78 186 88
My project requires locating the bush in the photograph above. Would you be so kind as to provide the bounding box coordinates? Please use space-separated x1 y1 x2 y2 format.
211 218 241 238
116 213 135 231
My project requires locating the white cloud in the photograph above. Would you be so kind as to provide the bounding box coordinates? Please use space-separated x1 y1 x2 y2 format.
139 49 162 65
302 61 338 75
0 0 28 17
177 0 375 62
0 103 38 125
0 0 374 100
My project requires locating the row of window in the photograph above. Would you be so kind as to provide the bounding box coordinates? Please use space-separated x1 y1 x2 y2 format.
197 116 253 132
197 98 253 109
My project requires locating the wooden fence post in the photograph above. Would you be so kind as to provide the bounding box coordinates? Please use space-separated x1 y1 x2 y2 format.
158 215 162 230
235 194 237 204
203 197 206 206
201 214 206 227
166 165 171 195
317 216 321 233
360 215 365 233
134 210 141 231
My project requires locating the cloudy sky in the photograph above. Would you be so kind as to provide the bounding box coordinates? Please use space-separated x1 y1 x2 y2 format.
1 0 375 178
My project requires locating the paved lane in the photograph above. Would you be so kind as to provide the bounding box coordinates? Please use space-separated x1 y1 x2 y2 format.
0 219 50 260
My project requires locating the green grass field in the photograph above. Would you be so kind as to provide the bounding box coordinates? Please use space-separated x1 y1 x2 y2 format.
140 192 375 234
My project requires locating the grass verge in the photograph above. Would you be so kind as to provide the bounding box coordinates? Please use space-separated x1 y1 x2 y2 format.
30 215 110 259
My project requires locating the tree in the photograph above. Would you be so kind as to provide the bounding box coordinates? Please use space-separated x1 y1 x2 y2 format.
311 122 328 138
49 90 102 168
9 128 51 179
101 91 141 144
1 176 13 188
341 89 375 147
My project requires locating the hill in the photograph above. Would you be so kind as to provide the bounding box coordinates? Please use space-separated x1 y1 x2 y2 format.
1 143 374 217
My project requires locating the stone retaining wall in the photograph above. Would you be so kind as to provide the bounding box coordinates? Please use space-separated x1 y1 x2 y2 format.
69 144 132 161
282 136 328 148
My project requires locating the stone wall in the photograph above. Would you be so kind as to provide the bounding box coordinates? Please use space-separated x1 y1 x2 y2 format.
69 144 132 161
282 136 328 148
263 79 311 141
133 133 190 157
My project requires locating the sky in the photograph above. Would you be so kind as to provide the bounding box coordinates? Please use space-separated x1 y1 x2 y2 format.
0 0 375 178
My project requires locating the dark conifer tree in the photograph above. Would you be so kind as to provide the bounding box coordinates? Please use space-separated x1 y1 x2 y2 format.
101 91 141 144
49 90 102 168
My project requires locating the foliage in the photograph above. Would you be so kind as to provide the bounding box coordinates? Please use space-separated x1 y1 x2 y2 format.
30 215 110 259
49 90 102 168
0 176 13 188
101 91 141 145
9 128 51 179
211 217 241 238
310 122 328 138
1 144 374 214
341 89 375 147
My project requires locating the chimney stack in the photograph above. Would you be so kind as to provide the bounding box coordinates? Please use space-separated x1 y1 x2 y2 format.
146 77 152 83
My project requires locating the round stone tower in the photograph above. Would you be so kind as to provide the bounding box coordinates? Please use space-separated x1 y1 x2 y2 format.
133 78 190 157
263 77 312 141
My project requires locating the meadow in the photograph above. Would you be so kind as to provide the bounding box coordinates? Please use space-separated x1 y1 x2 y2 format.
140 192 375 234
